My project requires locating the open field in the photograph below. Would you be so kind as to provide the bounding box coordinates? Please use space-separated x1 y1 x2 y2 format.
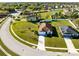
38 11 52 20
12 21 38 44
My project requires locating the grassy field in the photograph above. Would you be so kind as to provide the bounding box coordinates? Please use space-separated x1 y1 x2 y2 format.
0 49 7 56
71 39 79 49
10 26 37 48
52 20 72 26
12 21 38 44
0 39 6 56
37 9 63 20
72 18 79 26
52 9 64 15
38 11 52 20
45 37 67 48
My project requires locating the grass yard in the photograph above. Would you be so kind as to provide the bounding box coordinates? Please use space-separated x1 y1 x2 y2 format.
72 18 79 32
0 49 7 56
38 11 52 20
45 37 67 48
52 9 64 15
12 21 38 44
52 20 72 26
71 39 79 49
10 27 37 48
72 18 79 26
46 48 67 52
45 20 72 48
38 9 63 20
0 10 8 14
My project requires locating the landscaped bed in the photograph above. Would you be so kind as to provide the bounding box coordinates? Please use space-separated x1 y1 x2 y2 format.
12 21 38 44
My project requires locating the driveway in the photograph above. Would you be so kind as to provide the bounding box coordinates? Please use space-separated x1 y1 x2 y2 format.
64 37 79 55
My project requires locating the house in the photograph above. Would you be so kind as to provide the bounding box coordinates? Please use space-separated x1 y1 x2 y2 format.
27 15 37 22
27 13 41 22
40 19 52 23
38 23 53 36
60 26 79 38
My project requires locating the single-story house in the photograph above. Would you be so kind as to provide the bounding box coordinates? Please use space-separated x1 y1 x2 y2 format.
27 15 37 21
38 23 53 36
40 19 52 23
60 26 79 38
27 14 41 22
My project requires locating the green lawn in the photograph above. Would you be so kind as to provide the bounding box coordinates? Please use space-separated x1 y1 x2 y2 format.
38 11 52 20
72 18 79 26
52 20 72 26
12 21 38 44
52 9 64 15
45 20 72 48
0 39 6 56
0 49 7 56
45 26 67 48
45 37 67 48
46 48 67 52
10 27 37 48
71 39 79 49
37 9 63 20
72 18 79 32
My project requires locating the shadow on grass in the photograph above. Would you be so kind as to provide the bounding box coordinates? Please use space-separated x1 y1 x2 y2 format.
46 26 58 38
52 26 58 37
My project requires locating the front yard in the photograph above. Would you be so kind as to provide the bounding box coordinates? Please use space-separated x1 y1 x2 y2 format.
71 39 79 49
45 20 73 48
12 21 38 44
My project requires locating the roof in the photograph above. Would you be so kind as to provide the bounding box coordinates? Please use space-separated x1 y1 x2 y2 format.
60 26 79 34
38 23 52 32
